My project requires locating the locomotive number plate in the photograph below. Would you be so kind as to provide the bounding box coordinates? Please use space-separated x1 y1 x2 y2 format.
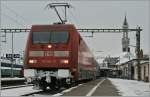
44 51 53 56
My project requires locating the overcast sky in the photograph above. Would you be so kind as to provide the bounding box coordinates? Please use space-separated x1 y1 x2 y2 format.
0 0 149 61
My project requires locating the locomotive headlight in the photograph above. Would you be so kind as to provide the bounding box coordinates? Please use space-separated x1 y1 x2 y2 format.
61 59 69 64
64 60 69 64
48 44 52 48
29 59 37 64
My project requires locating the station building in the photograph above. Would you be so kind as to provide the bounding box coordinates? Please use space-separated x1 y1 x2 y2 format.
118 54 149 82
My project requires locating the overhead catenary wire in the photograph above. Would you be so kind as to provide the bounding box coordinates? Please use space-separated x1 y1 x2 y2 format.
1 5 27 76
70 6 81 27
68 7 80 27
2 13 26 28
2 4 28 28
1 6 27 78
2 4 29 26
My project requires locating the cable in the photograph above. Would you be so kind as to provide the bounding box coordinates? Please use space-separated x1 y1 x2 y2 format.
3 4 29 24
2 4 29 28
2 13 26 28
68 6 80 27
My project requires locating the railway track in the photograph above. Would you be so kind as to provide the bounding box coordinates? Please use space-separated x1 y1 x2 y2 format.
1 78 26 87
21 84 83 96
21 91 43 96
20 79 88 96
1 78 90 96
21 89 62 96
1 79 105 96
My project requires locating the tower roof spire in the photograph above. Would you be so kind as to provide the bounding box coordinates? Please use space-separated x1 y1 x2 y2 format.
123 15 128 26
122 13 129 29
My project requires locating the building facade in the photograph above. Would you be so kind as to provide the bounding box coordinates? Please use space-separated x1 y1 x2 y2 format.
119 58 149 82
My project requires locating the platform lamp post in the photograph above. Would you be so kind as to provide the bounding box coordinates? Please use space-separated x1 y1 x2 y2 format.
0 37 1 96
11 31 14 78
0 0 2 95
136 26 141 81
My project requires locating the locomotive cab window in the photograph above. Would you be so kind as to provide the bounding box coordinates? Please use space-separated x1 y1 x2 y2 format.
51 32 69 43
32 32 50 44
32 31 69 44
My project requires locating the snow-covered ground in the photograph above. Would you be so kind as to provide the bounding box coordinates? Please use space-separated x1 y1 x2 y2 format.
1 86 42 96
1 77 25 81
109 78 150 96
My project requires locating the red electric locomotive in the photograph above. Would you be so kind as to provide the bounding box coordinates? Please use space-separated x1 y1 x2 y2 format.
24 24 99 90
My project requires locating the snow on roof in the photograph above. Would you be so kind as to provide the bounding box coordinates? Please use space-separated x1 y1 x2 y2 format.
112 52 136 65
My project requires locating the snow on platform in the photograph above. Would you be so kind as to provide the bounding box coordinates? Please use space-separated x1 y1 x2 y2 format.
1 77 25 81
109 78 150 96
1 86 42 96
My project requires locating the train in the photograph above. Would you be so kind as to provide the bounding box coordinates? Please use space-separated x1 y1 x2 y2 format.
1 60 24 77
24 24 100 91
